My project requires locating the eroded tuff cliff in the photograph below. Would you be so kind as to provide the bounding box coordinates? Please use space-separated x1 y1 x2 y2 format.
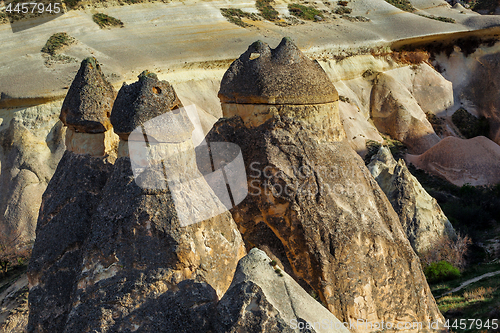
368 146 455 255
206 38 444 332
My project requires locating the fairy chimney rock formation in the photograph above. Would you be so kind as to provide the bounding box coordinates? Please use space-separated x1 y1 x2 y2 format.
27 58 117 333
207 38 444 332
219 38 345 141
60 57 119 157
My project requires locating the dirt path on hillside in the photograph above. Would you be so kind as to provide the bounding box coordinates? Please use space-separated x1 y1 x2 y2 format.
437 270 500 298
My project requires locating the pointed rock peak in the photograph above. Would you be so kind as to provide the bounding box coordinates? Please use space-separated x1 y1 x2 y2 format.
219 37 338 105
372 145 396 165
110 71 184 138
60 57 116 133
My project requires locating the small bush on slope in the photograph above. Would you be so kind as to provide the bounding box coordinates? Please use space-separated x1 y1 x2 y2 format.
424 260 461 283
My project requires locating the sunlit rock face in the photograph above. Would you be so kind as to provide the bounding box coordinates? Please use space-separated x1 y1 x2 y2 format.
207 38 444 332
62 71 246 332
368 146 456 255
27 58 117 333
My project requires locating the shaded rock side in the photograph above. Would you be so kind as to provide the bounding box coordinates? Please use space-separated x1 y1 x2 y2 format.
370 72 441 154
27 151 115 333
62 155 246 333
216 248 350 333
61 72 246 332
60 57 116 133
206 115 444 332
406 136 500 186
368 146 456 255
218 38 338 105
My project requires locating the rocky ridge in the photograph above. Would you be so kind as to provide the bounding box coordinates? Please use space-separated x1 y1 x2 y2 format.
368 146 456 255
206 38 444 332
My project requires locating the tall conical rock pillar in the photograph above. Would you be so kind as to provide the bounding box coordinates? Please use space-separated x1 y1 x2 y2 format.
63 71 246 332
27 58 117 333
207 38 444 332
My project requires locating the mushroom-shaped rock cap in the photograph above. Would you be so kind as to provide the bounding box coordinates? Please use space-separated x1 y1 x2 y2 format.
219 38 338 105
111 71 185 139
60 57 116 133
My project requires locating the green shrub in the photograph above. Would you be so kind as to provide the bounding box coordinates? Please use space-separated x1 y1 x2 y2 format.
384 0 415 12
41 32 74 56
424 261 461 283
288 3 323 20
93 13 124 28
256 0 280 21
451 108 490 139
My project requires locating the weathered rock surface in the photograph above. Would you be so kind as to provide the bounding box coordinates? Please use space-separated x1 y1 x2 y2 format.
219 38 338 105
208 38 444 332
216 248 350 333
407 136 500 186
60 57 116 133
368 146 455 255
0 101 65 241
58 72 246 332
111 71 182 139
27 151 114 333
370 71 441 154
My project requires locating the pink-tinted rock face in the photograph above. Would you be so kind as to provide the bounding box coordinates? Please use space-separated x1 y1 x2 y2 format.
407 136 500 186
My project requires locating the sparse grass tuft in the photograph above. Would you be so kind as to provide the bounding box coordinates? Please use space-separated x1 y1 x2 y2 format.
221 8 259 27
288 3 323 21
41 32 75 56
92 13 124 28
384 0 415 12
418 14 456 24
334 6 352 14
256 0 280 21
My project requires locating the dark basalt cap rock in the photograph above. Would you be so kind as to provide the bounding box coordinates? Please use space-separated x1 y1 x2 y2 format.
111 71 184 139
218 37 338 105
60 57 116 133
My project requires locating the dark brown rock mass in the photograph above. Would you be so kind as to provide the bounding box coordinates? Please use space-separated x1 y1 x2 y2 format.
218 38 338 105
27 151 114 333
207 38 444 332
110 71 182 139
60 57 116 133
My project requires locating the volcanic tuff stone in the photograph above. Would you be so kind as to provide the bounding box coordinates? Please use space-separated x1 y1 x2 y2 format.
207 38 444 332
59 72 246 332
27 151 114 333
368 146 455 255
218 38 338 105
215 248 349 333
111 71 182 139
60 57 116 133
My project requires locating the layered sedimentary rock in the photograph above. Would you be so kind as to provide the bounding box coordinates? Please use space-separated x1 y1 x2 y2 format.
62 71 246 332
27 58 117 333
407 136 500 186
368 146 455 255
207 38 444 332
